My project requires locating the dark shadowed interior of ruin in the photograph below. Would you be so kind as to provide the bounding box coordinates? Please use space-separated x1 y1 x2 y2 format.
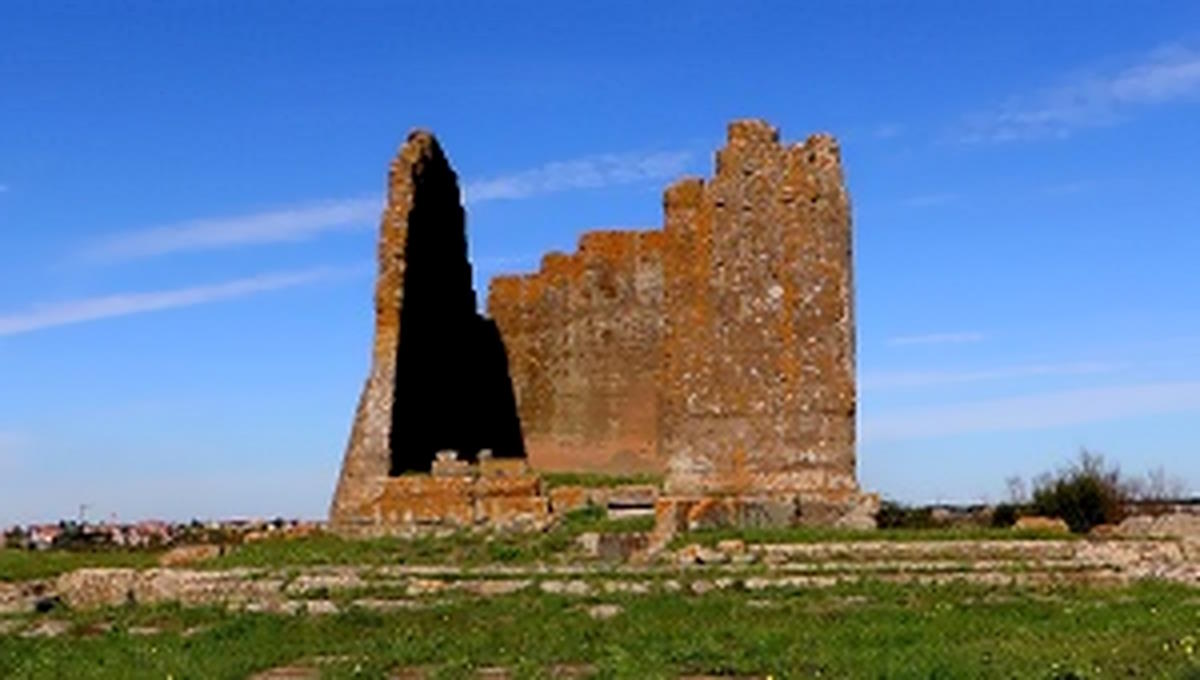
388 140 525 474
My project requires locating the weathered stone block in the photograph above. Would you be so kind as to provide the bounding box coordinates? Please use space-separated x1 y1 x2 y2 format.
158 544 222 567
734 497 799 528
475 496 550 531
1014 516 1071 534
595 532 649 562
687 498 733 531
368 477 474 527
55 568 137 609
479 457 531 479
549 486 590 515
432 458 472 478
606 484 659 508
474 475 540 498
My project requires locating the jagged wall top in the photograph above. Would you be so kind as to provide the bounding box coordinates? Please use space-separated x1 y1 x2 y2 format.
487 119 857 499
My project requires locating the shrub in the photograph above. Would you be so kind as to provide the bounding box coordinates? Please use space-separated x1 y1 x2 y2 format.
875 501 935 529
990 503 1020 528
1029 450 1127 533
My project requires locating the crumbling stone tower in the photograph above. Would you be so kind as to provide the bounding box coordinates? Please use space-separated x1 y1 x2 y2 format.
488 120 865 517
333 120 872 531
330 132 525 527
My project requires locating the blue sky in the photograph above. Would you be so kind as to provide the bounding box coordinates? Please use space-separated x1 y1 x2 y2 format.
2 2 1199 524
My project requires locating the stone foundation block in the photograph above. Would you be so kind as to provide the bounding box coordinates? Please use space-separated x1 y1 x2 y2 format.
475 475 541 498
475 496 550 531
367 476 474 527
606 484 659 508
549 486 590 515
479 458 530 479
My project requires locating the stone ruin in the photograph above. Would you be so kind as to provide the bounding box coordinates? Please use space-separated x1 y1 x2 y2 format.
330 120 877 535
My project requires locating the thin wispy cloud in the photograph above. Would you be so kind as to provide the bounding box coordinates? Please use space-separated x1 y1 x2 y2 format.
0 265 364 337
873 123 903 139
463 150 692 202
960 43 1200 143
82 149 691 263
0 184 8 193
887 331 985 346
901 193 957 208
863 380 1200 442
862 361 1117 390
85 197 382 262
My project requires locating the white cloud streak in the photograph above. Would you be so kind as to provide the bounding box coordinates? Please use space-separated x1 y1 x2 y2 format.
960 44 1200 142
0 265 362 337
463 150 692 202
82 149 691 263
887 332 985 346
862 361 1117 390
85 197 383 262
873 123 903 139
863 381 1200 442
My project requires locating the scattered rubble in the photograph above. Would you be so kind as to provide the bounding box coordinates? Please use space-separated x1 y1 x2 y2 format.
586 603 623 620
1013 516 1071 533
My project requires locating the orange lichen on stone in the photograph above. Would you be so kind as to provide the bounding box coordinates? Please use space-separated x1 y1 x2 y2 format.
474 496 550 530
549 486 590 515
488 119 861 509
365 476 475 527
345 462 553 534
334 118 871 535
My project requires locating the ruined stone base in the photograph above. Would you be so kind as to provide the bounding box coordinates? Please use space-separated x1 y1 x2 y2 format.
650 491 880 548
330 457 553 537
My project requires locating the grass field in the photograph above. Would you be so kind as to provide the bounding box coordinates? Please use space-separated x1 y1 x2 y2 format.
1 516 1090 582
0 548 161 583
670 524 1082 548
538 472 664 489
0 508 653 581
2 580 1199 678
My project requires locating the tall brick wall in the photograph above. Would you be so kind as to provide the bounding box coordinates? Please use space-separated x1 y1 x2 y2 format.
488 120 857 501
488 230 667 473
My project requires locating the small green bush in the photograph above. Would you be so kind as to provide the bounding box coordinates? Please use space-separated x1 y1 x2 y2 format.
1030 450 1127 533
991 503 1020 528
875 501 935 529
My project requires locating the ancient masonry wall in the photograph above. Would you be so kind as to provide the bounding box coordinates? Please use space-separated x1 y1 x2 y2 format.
330 131 525 528
328 133 421 525
488 120 859 504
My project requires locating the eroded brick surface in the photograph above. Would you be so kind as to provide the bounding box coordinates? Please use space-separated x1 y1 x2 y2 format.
549 486 590 515
330 131 525 529
488 120 858 499
334 119 868 533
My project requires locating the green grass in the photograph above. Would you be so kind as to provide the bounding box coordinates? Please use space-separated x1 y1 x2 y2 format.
206 507 651 571
3 520 1084 582
3 581 1200 678
0 549 160 582
0 508 656 580
540 471 664 489
670 525 1088 549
